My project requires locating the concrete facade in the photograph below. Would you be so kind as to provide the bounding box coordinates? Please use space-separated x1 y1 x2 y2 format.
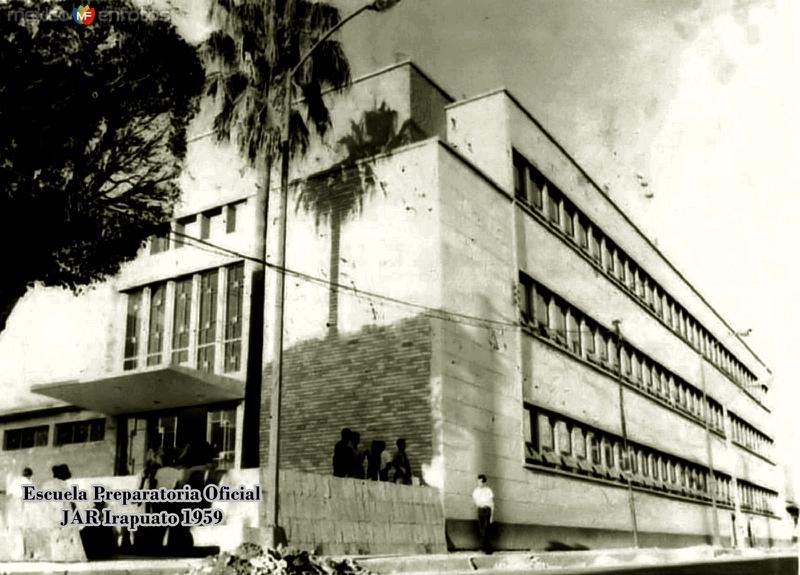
0 62 790 553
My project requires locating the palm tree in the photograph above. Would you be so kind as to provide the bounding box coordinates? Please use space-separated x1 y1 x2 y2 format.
296 102 426 332
205 0 352 167
204 0 352 468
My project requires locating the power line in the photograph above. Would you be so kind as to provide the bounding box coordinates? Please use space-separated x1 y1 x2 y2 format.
168 229 518 331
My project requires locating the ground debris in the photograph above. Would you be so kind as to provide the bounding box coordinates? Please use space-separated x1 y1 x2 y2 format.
188 543 372 575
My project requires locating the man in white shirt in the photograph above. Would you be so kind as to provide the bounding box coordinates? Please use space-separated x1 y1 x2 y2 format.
471 474 494 553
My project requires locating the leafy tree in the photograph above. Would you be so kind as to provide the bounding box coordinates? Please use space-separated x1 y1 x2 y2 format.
0 0 204 333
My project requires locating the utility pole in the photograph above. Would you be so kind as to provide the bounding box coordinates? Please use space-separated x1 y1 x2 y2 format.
262 0 404 548
613 320 639 548
698 352 721 547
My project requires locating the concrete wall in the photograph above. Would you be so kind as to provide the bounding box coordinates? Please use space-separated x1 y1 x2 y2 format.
1 468 445 560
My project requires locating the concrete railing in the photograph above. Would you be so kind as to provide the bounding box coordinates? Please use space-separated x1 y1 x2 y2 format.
0 468 445 560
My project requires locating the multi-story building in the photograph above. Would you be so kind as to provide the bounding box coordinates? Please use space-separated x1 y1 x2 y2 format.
0 61 790 550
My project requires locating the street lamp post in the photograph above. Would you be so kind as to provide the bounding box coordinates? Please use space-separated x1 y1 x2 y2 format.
263 0 403 547
698 352 721 547
613 320 639 548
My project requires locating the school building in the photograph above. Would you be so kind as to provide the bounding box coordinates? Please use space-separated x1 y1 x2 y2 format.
0 61 791 551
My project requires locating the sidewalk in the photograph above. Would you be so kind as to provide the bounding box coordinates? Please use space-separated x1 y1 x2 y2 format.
0 546 796 575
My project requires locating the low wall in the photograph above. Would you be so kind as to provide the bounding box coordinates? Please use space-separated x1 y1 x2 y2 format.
278 469 446 555
0 468 445 560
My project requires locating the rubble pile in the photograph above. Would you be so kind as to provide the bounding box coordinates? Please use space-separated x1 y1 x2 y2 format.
189 543 372 575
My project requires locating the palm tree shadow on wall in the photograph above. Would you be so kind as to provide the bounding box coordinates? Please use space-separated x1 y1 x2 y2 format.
296 102 427 334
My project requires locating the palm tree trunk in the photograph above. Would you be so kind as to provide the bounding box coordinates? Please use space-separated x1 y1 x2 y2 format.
327 208 341 334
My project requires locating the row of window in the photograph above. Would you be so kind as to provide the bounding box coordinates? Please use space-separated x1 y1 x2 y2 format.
738 479 776 515
729 413 773 460
519 273 725 434
527 404 732 504
526 405 776 515
512 150 760 395
124 263 245 374
3 419 106 451
150 201 243 254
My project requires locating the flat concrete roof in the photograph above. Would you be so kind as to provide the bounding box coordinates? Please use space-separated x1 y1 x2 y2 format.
31 366 244 415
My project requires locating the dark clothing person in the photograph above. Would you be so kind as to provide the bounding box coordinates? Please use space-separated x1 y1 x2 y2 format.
476 507 492 554
391 439 412 484
333 428 353 477
80 503 117 559
367 441 386 481
351 432 366 479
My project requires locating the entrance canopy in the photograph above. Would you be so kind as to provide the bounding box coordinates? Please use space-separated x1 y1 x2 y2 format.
31 366 244 415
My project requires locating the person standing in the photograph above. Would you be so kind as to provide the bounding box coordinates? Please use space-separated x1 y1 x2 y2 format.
472 474 494 554
333 428 354 477
390 438 412 484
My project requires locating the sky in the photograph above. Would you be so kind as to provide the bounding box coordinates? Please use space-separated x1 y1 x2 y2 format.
1 0 798 497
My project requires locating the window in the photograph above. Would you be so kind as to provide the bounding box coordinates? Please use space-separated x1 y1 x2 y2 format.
513 151 525 199
555 421 571 454
54 419 105 446
156 416 178 451
582 320 596 357
4 426 48 450
575 216 588 249
631 352 641 383
552 299 567 343
537 414 554 451
225 204 238 234
615 251 626 283
589 230 601 262
208 408 237 469
526 163 546 211
603 240 615 275
150 234 169 255
641 360 651 389
534 286 549 331
174 216 194 249
572 428 586 458
197 269 219 372
200 207 223 240
562 199 575 238
172 277 192 364
567 312 580 354
603 439 615 469
519 274 533 324
587 433 601 464
199 213 211 239
546 188 560 225
224 263 245 372
147 283 166 366
123 290 143 370
621 346 631 377
598 330 609 363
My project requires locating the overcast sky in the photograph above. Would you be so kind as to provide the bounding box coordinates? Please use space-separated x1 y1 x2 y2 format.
1 0 798 496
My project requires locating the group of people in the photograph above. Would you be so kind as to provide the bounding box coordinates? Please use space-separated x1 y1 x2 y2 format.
332 429 413 484
132 440 220 555
6 463 117 560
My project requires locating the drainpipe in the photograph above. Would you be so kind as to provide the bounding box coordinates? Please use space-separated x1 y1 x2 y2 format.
613 320 639 548
699 352 721 547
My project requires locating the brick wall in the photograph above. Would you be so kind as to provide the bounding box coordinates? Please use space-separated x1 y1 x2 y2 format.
261 316 434 478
